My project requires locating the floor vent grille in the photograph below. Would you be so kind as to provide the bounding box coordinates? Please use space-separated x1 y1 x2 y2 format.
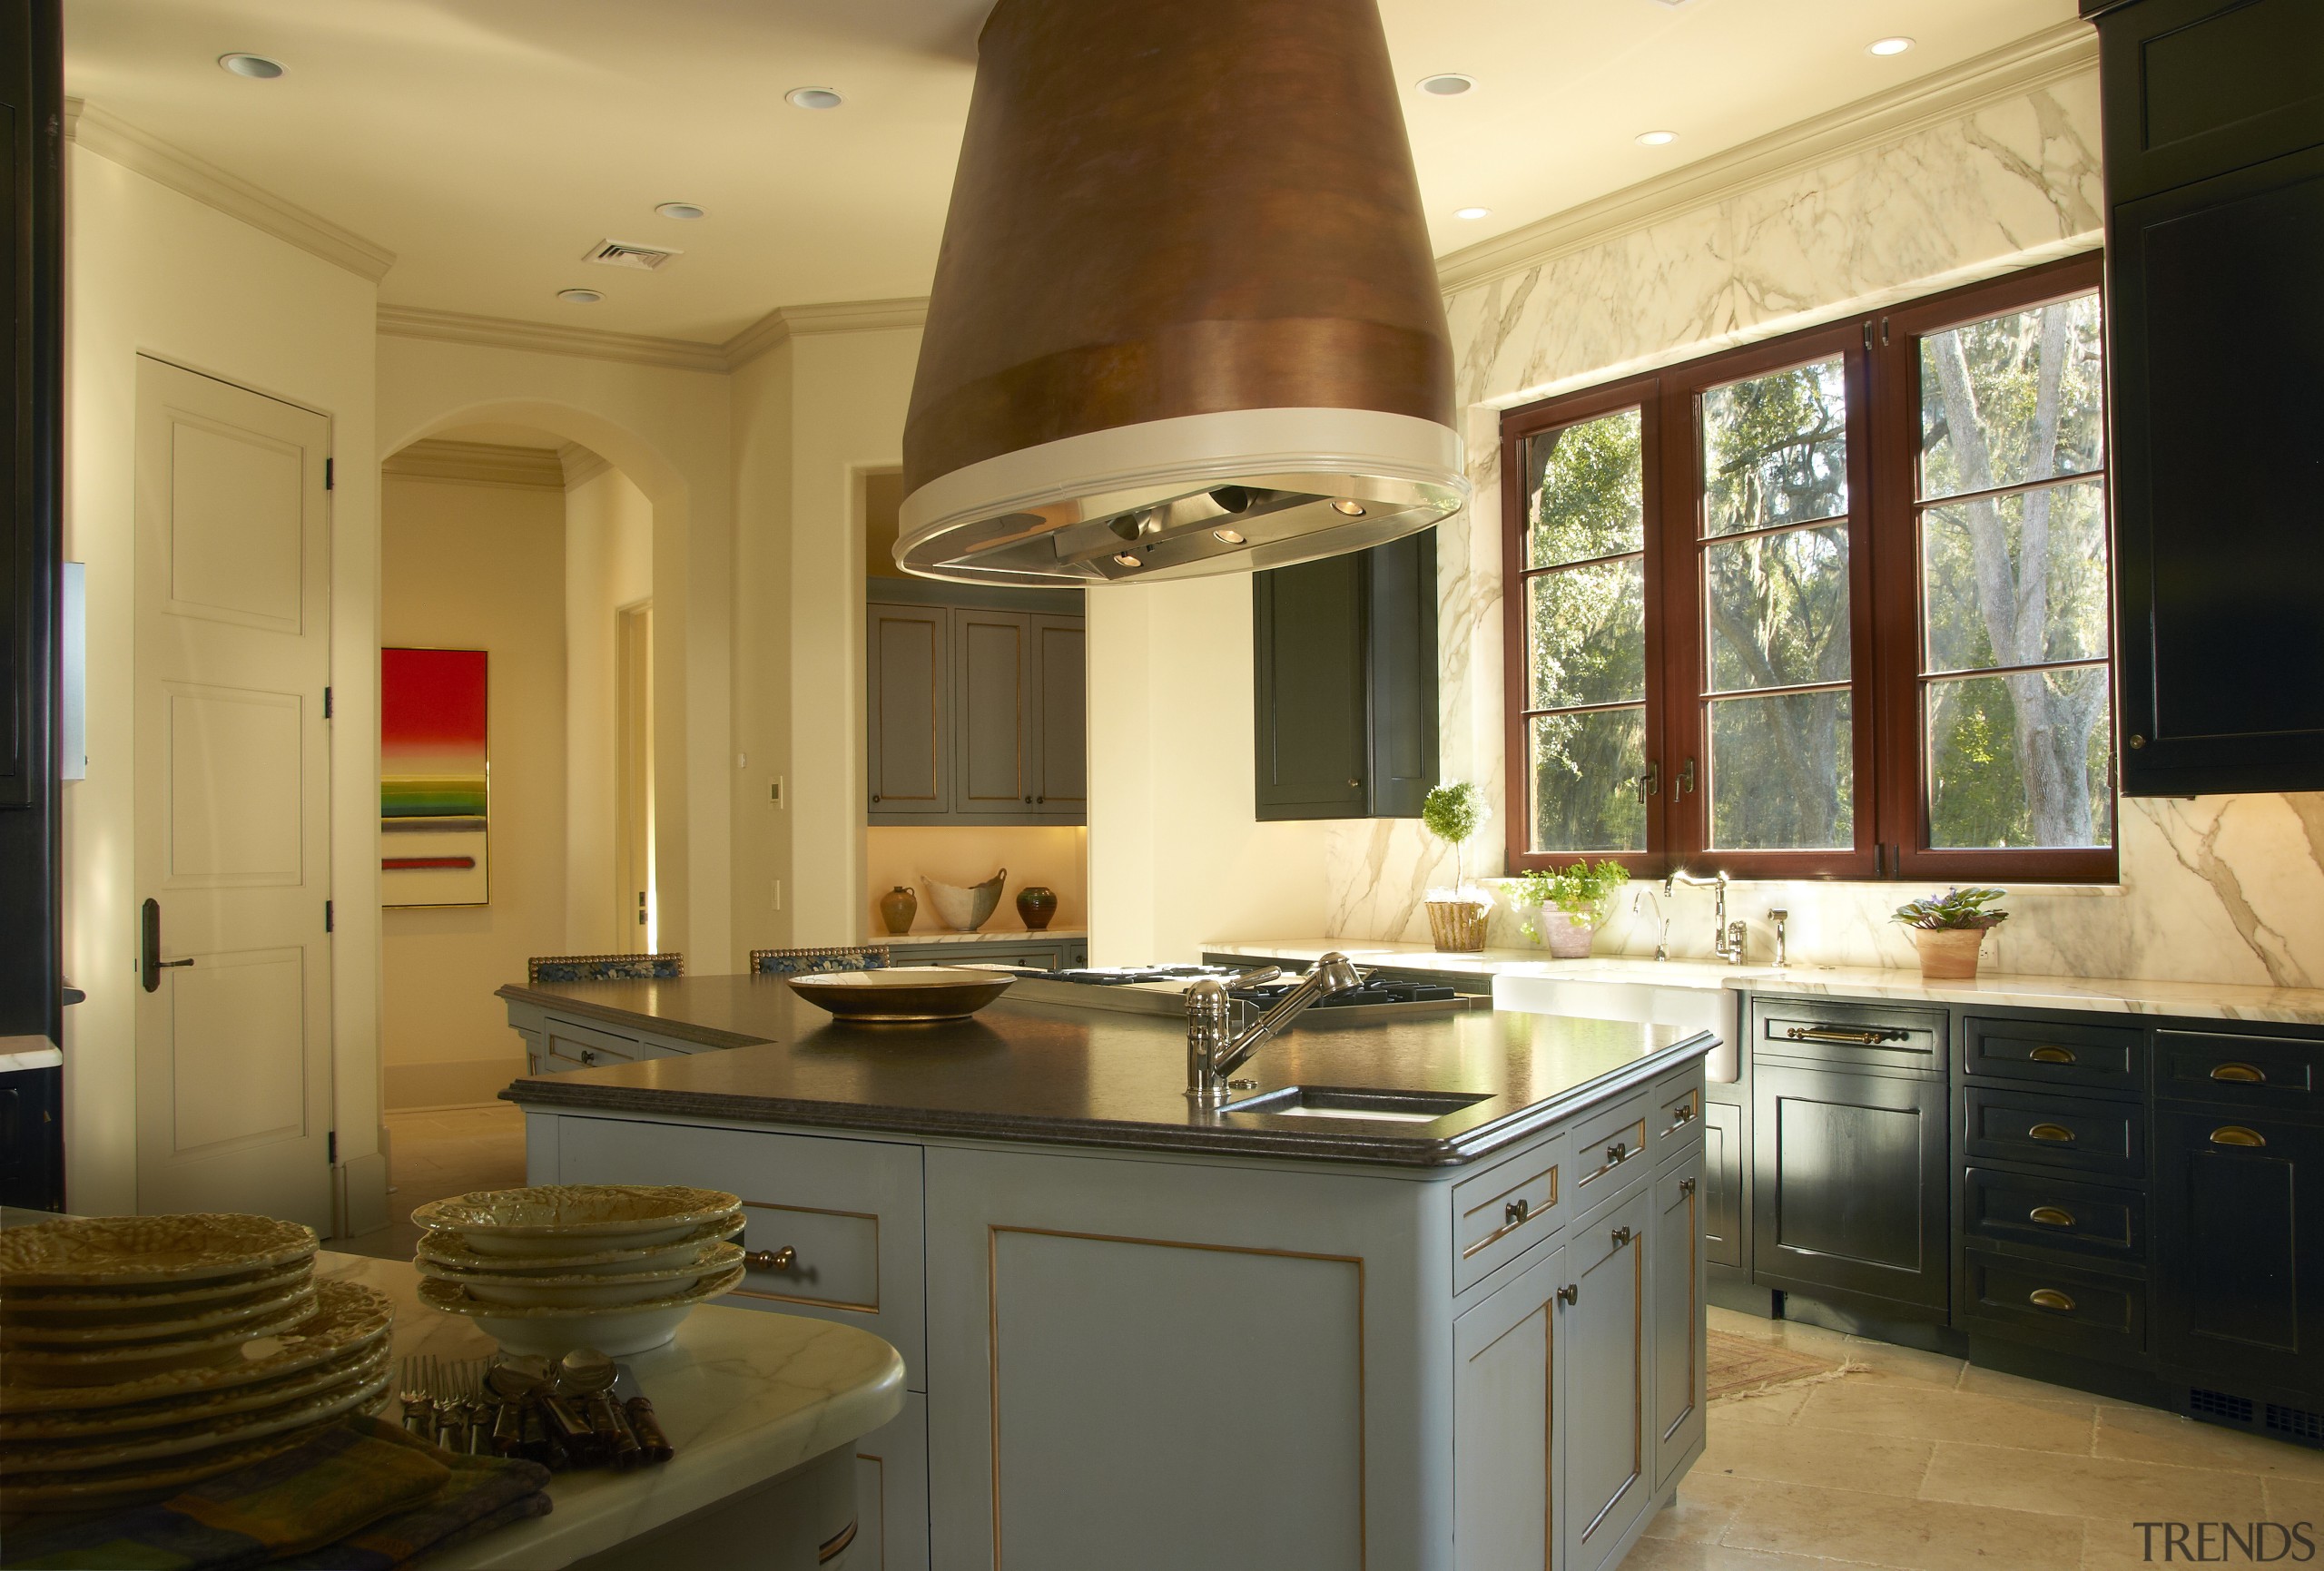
2190 1387 2254 1424
2265 1403 2324 1442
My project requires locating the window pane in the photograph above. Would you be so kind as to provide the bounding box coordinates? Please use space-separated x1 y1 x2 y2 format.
1529 708 1646 854
1922 478 2109 673
1528 557 1645 710
1704 525 1851 692
1524 407 1643 569
1920 294 2104 501
1709 690 1853 849
1927 668 2114 848
1700 357 1848 537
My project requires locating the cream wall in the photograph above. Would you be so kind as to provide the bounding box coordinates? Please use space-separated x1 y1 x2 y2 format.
379 474 565 1109
863 826 1088 938
61 142 383 1217
563 465 654 953
374 335 734 973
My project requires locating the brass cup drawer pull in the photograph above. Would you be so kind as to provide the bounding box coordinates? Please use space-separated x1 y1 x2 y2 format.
743 1246 798 1273
2028 1046 2077 1065
2211 1126 2267 1148
1610 1225 1633 1249
2210 1063 2266 1084
2027 1123 2077 1144
1786 1025 1908 1047
2028 1288 2077 1313
1503 1197 1531 1228
2027 1205 2077 1229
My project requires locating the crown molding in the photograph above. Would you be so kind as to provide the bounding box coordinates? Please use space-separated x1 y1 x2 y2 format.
1433 21 2098 295
375 304 730 373
63 97 397 283
382 437 566 489
721 296 931 368
558 442 611 488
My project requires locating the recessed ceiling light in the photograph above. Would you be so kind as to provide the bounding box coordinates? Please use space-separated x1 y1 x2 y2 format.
1212 528 1245 545
1332 500 1367 516
556 288 604 305
218 53 284 79
1867 36 1915 56
785 86 843 110
655 202 705 221
1417 74 1475 96
1454 206 1492 221
1636 129 1678 146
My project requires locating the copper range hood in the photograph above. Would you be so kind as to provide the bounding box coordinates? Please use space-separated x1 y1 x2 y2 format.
895 0 1466 585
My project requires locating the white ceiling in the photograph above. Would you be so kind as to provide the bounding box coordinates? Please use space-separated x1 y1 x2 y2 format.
64 0 2077 345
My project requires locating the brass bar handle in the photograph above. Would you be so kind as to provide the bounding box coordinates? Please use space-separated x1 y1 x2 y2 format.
2027 1206 2076 1228
1556 1283 1579 1307
1610 1225 1633 1249
2211 1126 2266 1148
2028 1046 2077 1065
1503 1197 1531 1228
1785 1025 1909 1046
743 1246 798 1272
2028 1123 2076 1144
2210 1063 2266 1084
2028 1289 2076 1313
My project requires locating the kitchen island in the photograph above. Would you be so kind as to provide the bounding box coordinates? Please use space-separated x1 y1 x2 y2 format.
500 975 1718 1570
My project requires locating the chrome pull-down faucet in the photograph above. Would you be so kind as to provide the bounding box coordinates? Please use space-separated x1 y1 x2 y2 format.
1665 869 1747 965
1185 952 1366 1105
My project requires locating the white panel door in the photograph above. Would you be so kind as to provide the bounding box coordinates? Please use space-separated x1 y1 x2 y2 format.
134 356 333 1229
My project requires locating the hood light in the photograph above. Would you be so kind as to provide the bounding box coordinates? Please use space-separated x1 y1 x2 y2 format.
1332 500 1367 516
1212 528 1245 545
1111 553 1142 568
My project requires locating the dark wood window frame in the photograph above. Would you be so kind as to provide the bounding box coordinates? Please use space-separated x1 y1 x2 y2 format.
1502 253 2115 883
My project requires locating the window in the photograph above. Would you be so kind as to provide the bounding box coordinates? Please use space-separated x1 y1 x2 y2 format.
1502 255 2114 880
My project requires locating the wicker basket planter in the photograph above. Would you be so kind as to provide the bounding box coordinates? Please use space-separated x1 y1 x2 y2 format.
1426 899 1489 953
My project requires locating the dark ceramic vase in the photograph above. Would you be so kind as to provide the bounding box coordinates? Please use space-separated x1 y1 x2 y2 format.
1015 886 1059 931
878 886 918 936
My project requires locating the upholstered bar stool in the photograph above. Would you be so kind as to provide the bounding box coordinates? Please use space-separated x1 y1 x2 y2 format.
526 952 685 985
748 946 892 976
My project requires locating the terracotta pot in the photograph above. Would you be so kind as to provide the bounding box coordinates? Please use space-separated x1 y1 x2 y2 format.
1909 926 1985 980
1426 900 1488 953
1016 886 1059 931
877 887 917 936
1541 910 1596 959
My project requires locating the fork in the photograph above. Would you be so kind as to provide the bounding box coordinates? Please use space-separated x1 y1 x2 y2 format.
398 1354 433 1437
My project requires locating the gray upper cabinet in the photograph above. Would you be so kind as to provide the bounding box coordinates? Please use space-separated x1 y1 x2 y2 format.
1252 530 1439 820
868 584 1086 825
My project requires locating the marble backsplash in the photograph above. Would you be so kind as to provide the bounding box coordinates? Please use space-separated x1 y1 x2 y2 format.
1317 53 2324 993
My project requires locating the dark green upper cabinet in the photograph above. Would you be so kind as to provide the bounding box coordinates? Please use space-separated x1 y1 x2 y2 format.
2090 0 2324 794
1253 530 1439 820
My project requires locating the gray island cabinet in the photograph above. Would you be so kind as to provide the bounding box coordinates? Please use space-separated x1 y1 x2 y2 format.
498 977 1715 1570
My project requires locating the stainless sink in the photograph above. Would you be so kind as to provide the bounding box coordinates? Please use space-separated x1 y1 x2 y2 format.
1219 1086 1491 1123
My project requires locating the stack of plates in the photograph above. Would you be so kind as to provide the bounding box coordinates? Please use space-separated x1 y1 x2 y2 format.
0 1215 395 1511
412 1184 745 1357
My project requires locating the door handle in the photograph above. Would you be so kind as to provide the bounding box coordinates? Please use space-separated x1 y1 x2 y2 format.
2027 1123 2076 1144
141 898 194 992
2209 1063 2265 1084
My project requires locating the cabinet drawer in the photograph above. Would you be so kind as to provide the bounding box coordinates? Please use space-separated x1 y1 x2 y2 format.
1959 1247 2147 1361
1570 1088 1652 1209
1962 1166 2147 1266
1964 1016 2144 1092
1653 1072 1705 1148
1754 996 1946 1075
1962 1087 2145 1179
2157 1031 2321 1113
550 1116 928 1387
1452 1133 1565 1294
542 1016 641 1073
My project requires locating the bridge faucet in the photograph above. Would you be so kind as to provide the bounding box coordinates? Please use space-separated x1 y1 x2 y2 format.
1185 952 1366 1105
1664 869 1745 964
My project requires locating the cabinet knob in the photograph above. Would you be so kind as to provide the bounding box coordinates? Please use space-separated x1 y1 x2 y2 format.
1610 1225 1633 1249
1671 1103 1697 1124
1605 1141 1630 1167
2127 733 2146 749
577 1048 596 1065
2027 1123 2076 1144
2028 1046 2077 1065
1679 1177 1697 1198
2210 1062 2265 1084
2028 1288 2076 1313
871 792 882 803
2211 1126 2266 1148
744 1246 797 1273
1347 778 1359 790
2027 1205 2076 1228
1557 1283 1579 1307
1503 1197 1531 1227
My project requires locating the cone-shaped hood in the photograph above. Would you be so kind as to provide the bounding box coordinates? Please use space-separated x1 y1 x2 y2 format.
896 0 1466 584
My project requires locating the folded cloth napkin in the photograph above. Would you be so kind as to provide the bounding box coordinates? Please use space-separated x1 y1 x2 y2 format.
271 1444 551 1570
1 1416 547 1571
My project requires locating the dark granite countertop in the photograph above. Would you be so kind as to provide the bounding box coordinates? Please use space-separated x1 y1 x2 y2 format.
498 976 1714 1168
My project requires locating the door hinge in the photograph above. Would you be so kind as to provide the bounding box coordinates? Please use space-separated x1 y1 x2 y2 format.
325 457 335 490
327 1130 337 1164
323 686 333 720
324 900 334 933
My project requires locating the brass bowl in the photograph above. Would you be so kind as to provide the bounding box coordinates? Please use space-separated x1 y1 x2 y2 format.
783 966 1016 1023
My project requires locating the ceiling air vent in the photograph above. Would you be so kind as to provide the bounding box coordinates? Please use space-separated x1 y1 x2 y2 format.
581 239 681 271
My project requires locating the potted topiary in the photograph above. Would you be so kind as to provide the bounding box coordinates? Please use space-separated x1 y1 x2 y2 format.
1514 859 1630 959
1893 887 2009 980
1421 782 1491 953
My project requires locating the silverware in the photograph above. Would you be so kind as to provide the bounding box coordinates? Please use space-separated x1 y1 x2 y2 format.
398 1354 433 1438
557 1348 638 1468
614 1362 673 1465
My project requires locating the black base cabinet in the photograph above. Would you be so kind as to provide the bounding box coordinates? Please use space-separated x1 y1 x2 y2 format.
2155 1107 2324 1401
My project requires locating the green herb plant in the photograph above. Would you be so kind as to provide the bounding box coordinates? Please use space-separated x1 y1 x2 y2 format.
1421 782 1488 904
1512 859 1630 942
1891 886 2010 931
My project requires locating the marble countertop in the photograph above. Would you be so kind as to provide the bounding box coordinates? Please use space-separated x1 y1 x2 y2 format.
317 1250 902 1570
1203 939 2324 1026
498 976 1713 1167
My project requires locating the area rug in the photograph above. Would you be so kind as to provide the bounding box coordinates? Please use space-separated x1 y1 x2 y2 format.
1706 1329 1860 1400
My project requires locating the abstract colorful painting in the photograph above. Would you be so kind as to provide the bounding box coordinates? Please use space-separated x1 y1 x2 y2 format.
381 646 489 907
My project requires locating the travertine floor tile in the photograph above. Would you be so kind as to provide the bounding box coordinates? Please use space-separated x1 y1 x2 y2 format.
1619 1537 1874 1570
1837 1336 1966 1389
2263 1474 2324 1521
1920 1441 2268 1521
1642 1470 1762 1543
1795 1374 2097 1455
1722 1479 2085 1571
2094 1406 2324 1479
1707 1309 1855 1360
1955 1363 2141 1409
1697 1421 1936 1499
1715 1386 1814 1427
